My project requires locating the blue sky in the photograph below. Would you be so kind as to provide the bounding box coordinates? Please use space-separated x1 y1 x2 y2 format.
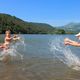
0 0 80 26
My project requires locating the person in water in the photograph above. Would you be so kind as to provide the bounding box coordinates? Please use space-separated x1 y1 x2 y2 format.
0 30 20 50
64 32 80 47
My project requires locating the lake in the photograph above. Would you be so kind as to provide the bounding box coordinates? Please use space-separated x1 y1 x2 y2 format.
0 34 80 80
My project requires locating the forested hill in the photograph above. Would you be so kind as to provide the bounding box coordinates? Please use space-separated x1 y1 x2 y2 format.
59 23 80 34
0 13 65 34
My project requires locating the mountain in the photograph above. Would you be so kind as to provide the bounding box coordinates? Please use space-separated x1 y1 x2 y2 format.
59 22 80 34
0 13 65 34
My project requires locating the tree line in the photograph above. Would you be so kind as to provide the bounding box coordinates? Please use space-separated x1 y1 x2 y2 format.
0 13 65 34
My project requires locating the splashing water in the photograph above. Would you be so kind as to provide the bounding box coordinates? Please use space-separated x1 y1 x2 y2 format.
0 35 25 62
50 37 80 70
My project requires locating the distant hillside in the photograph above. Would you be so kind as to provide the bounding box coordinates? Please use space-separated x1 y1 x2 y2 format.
0 13 65 34
58 22 80 34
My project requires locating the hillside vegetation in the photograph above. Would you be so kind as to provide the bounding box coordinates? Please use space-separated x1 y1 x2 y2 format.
0 13 65 34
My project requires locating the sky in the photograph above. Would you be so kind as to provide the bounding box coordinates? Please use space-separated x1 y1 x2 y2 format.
0 0 80 26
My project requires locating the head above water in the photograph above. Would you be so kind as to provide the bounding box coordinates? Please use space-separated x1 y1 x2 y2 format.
5 30 11 34
75 32 80 39
5 30 11 37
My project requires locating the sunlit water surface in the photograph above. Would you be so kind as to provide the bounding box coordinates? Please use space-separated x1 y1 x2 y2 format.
0 34 80 80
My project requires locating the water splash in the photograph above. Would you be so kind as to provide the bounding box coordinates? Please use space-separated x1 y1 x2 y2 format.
50 37 80 70
0 35 25 62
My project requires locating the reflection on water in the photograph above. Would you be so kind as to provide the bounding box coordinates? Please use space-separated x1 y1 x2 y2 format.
0 58 69 80
0 35 80 80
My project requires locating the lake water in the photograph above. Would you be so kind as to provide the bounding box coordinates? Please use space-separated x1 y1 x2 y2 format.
0 34 80 80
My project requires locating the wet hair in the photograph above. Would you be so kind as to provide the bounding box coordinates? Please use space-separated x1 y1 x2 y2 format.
5 30 11 34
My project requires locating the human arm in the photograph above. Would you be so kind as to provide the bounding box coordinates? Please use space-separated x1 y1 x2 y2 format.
64 38 80 47
65 41 80 47
12 35 20 41
13 37 20 41
5 37 12 41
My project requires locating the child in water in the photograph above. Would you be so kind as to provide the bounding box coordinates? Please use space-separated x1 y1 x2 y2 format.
0 30 20 50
